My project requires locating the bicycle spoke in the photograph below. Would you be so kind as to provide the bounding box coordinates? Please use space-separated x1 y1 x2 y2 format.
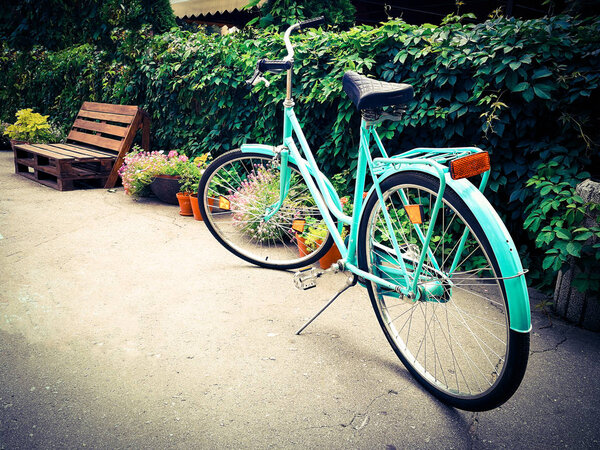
202 152 331 268
364 179 510 401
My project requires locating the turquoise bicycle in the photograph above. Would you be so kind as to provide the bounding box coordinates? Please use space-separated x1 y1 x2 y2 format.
198 17 531 411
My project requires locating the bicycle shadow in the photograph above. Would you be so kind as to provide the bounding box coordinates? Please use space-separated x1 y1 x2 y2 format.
293 319 472 420
221 263 472 417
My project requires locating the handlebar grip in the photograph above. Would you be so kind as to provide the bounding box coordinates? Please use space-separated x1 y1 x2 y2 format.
257 59 293 73
298 16 325 30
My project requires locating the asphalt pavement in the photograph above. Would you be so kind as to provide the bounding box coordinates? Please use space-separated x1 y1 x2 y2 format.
1 150 599 449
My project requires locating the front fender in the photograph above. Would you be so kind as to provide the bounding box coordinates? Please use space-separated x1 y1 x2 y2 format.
369 164 531 333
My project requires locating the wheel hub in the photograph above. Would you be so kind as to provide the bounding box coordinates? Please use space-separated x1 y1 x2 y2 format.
418 279 452 303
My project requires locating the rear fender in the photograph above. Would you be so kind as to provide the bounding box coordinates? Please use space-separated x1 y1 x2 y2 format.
366 164 531 333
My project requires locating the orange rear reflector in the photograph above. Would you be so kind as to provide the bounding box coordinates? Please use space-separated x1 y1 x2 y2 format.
404 204 423 224
292 219 306 233
219 196 231 210
449 152 490 180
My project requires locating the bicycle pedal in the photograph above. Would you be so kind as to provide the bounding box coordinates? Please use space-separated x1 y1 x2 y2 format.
293 267 323 290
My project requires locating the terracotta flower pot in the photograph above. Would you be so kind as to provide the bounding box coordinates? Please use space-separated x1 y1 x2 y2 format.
189 194 203 221
318 240 342 269
190 195 215 221
176 192 193 216
297 235 340 268
297 234 309 257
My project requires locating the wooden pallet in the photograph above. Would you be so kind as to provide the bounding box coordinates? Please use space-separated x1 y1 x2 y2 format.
12 102 150 191
14 143 116 190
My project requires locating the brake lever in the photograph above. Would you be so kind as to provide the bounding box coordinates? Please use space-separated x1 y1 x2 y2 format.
252 75 270 88
246 69 271 92
246 68 260 88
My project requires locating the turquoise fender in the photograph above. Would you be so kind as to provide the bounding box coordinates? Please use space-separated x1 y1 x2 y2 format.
371 164 532 333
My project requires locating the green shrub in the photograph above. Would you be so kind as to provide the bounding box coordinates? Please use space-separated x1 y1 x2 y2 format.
0 0 176 51
523 148 600 293
3 108 64 143
1 14 599 292
250 0 356 28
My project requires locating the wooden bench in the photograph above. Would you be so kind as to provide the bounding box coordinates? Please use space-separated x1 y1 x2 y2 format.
12 102 150 191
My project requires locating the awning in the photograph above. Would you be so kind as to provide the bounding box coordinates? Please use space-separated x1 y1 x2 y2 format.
170 0 265 18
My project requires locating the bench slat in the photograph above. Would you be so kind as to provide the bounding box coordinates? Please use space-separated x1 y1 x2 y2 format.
47 143 117 159
27 144 115 160
77 109 135 124
72 119 129 138
81 101 138 116
67 130 122 151
31 144 90 159
15 144 74 160
60 143 116 158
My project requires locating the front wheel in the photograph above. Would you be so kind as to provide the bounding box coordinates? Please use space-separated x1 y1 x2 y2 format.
198 149 334 270
357 171 529 411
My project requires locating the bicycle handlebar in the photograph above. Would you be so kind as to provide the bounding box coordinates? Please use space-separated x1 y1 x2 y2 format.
298 16 325 30
246 17 326 87
258 59 293 73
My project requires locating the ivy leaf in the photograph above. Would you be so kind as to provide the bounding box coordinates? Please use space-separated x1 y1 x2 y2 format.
566 242 582 257
555 228 572 240
511 81 529 92
455 91 469 103
536 232 552 246
448 103 462 114
532 67 552 79
533 84 552 100
524 215 541 231
509 188 521 202
522 87 534 102
574 231 593 241
542 255 555 270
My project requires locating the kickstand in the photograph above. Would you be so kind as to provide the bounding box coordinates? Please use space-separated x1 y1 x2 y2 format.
295 275 358 335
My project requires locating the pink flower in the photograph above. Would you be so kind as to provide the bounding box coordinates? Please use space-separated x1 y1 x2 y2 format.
168 150 178 158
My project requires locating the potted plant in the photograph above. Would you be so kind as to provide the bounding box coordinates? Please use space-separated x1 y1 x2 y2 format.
299 197 350 268
3 108 64 149
119 148 195 204
119 147 172 199
299 218 341 268
151 150 190 205
184 154 211 220
173 153 212 217
229 163 297 242
296 216 320 257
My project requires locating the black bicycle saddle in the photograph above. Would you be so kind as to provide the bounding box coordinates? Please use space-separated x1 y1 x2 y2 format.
342 71 414 110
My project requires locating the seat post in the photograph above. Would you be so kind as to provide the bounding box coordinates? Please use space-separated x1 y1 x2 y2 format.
285 68 294 106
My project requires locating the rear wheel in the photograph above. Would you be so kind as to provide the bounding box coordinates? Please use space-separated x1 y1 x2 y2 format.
357 171 529 411
198 150 334 270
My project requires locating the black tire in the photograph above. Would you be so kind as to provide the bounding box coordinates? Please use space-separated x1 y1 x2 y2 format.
198 149 335 270
357 171 529 411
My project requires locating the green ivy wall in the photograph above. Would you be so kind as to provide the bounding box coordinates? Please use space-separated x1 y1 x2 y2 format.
1 15 599 291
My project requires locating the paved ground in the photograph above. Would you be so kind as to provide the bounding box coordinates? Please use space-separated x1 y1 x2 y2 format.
1 150 599 449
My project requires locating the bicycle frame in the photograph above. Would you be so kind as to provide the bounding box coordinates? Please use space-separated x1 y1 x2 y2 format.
244 104 472 295
238 16 530 332
240 102 531 333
